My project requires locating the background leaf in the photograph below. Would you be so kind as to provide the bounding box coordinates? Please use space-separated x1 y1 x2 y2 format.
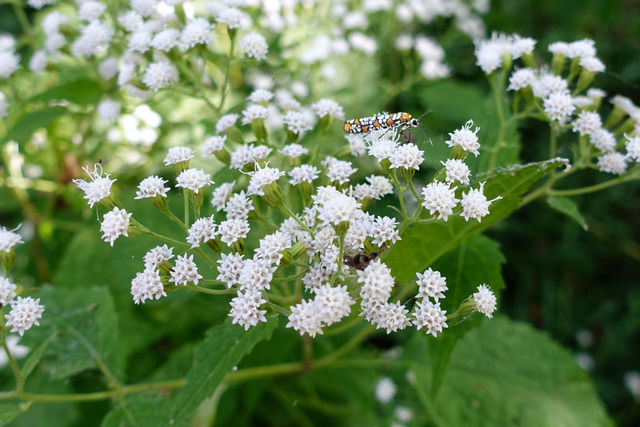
547 196 588 230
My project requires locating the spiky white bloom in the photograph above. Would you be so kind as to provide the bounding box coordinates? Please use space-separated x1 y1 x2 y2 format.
473 284 497 318
131 269 167 304
317 193 361 225
118 10 142 32
572 111 602 136
4 297 45 336
44 32 66 53
416 268 448 301
216 113 239 133
186 217 217 248
288 165 319 186
543 92 575 123
255 232 291 265
0 276 17 306
311 99 345 119
445 120 481 156
216 252 244 288
371 216 400 245
507 68 536 91
567 39 596 59
327 159 357 184
239 32 268 60
366 175 394 199
175 168 214 193
625 135 640 162
129 0 155 17
42 11 70 35
151 28 180 51
474 32 512 74
100 207 132 246
548 41 570 56
229 144 255 169
375 377 396 403
314 284 355 325
413 300 447 337
580 56 605 73
246 164 285 196
511 35 536 58
390 143 424 170
279 143 308 159
202 135 227 157
181 18 214 49
218 218 250 245
358 260 394 321
238 258 275 291
72 20 113 57
78 0 106 20
247 88 273 104
611 95 640 116
135 175 169 199
348 32 377 55
532 72 569 99
143 245 174 270
97 99 121 122
345 134 367 156
460 182 501 222
366 131 400 160
0 335 29 367
143 61 179 91
241 104 268 125
597 152 627 175
229 289 267 330
164 146 195 165
211 182 235 211
283 110 315 134
169 254 202 286
286 300 324 337
29 50 47 73
215 7 248 29
302 264 330 293
0 225 23 253
442 159 471 185
353 183 377 200
0 49 20 79
421 182 458 221
590 128 616 152
376 301 411 333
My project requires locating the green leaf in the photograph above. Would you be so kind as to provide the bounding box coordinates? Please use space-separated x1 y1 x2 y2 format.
547 196 588 230
30 78 104 107
0 403 26 424
1 107 66 143
172 318 278 421
20 332 55 380
386 159 566 284
31 287 119 380
407 317 613 427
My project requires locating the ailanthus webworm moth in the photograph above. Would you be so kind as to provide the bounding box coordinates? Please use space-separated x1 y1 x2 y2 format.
343 111 431 144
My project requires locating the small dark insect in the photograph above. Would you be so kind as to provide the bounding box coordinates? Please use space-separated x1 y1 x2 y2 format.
343 247 389 271
98 158 103 165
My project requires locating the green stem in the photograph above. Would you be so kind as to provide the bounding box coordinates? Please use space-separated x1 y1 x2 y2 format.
218 35 235 111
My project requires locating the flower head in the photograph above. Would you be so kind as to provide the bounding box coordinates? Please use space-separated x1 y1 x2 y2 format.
169 254 202 286
131 269 167 304
445 120 481 156
216 113 239 133
176 169 214 193
143 61 179 91
164 146 195 165
74 164 116 208
460 182 501 222
416 268 448 301
4 296 45 336
413 300 447 337
0 226 23 253
421 182 458 221
181 18 214 49
135 176 170 199
229 289 267 330
100 207 132 246
473 284 497 318
239 32 268 61
0 276 17 306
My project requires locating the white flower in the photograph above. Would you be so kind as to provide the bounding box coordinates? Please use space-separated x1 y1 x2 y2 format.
376 301 411 334
186 216 217 248
202 135 227 157
598 152 627 175
74 163 116 208
442 159 471 185
580 56 605 73
72 20 113 57
217 252 244 288
395 33 413 50
218 218 250 245
27 0 56 10
100 207 132 246
169 254 202 286
143 245 174 269
473 284 497 318
0 336 29 367
98 57 118 79
0 276 17 306
286 300 324 337
238 258 275 291
590 128 616 152
211 182 235 211
371 216 400 245
118 10 143 32
317 193 361 225
314 284 354 325
413 300 448 337
416 268 448 301
131 269 167 304
164 146 195 165
255 232 291 265
4 297 45 336
224 191 255 221
474 32 511 74
568 39 596 58
507 68 536 91
366 175 393 198
42 11 70 35
181 18 214 49
445 120 481 156
348 32 377 55
78 1 106 21
229 289 267 330
327 160 357 184
311 99 345 119
246 164 285 196
283 110 315 134
241 104 268 125
375 377 396 403
460 182 501 222
548 41 571 56
239 32 268 61
151 29 180 51
143 61 179 91
390 143 424 170
247 88 273 104
279 143 308 159
29 50 47 73
346 134 367 156
215 7 248 29
0 49 20 79
302 264 330 293
572 111 602 137
135 175 169 199
130 0 155 17
97 99 121 122
421 182 458 221
216 113 239 133
0 225 23 253
176 168 214 193
289 165 320 185
625 135 640 162
543 92 575 123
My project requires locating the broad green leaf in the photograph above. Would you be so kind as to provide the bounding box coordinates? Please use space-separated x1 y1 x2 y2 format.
420 80 487 123
0 403 26 424
30 78 104 106
1 107 66 143
547 196 588 230
172 318 278 422
31 287 119 380
386 159 566 283
20 332 55 379
407 317 613 427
